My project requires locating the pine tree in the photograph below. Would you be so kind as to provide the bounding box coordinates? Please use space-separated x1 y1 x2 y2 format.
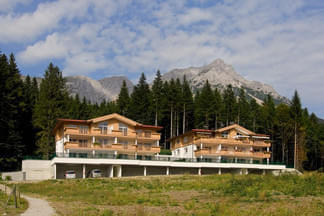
181 75 194 133
33 63 68 159
212 88 223 129
223 85 237 126
117 80 130 116
129 73 152 124
0 53 26 170
290 90 303 169
237 89 249 127
152 70 163 126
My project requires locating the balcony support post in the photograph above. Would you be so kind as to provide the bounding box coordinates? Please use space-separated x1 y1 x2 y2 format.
82 164 86 179
117 165 122 177
267 147 269 152
92 150 95 157
239 169 243 175
262 169 266 175
267 158 269 165
144 166 147 176
114 137 117 144
135 139 137 145
198 168 201 176
92 136 95 143
166 167 169 176
218 168 221 175
245 169 248 175
156 140 159 147
109 166 113 178
235 157 237 163
250 158 253 164
53 164 56 179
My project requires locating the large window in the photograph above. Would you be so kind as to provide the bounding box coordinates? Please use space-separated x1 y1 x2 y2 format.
119 123 128 136
78 139 88 147
79 125 89 134
144 131 151 138
98 121 108 134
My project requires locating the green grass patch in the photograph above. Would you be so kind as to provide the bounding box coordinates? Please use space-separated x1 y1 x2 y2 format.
17 173 324 215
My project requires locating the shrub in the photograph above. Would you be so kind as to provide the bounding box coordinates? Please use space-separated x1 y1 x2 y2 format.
159 149 172 155
5 175 12 181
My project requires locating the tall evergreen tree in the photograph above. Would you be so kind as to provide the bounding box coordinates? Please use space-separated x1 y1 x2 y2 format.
290 90 303 169
237 89 249 127
33 63 68 159
117 80 130 116
223 85 237 126
152 70 163 126
212 88 223 129
181 75 194 133
0 53 26 170
129 73 152 124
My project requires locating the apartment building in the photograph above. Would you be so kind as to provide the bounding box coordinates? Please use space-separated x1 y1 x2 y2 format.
17 116 285 180
170 124 271 164
54 113 162 159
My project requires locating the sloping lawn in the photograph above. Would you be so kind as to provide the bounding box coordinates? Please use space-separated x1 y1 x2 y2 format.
18 173 324 216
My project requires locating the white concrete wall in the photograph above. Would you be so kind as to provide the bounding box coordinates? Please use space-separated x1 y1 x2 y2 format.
172 144 197 158
56 138 64 154
1 171 26 181
22 160 52 180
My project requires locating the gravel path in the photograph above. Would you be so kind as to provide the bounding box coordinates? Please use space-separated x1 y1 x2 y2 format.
0 184 55 216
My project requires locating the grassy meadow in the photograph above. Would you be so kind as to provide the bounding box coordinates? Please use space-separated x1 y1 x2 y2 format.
17 173 324 216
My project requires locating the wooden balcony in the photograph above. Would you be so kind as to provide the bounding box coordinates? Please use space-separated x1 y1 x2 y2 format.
195 137 270 148
64 142 160 154
135 132 161 141
137 146 160 154
252 141 271 147
195 149 271 159
196 138 252 146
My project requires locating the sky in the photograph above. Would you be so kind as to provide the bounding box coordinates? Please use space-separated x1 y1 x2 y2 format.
0 0 324 118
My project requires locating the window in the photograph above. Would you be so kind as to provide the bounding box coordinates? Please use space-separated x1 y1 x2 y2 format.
222 132 228 138
98 121 108 134
78 139 88 147
138 143 143 150
79 126 88 134
144 131 151 138
136 130 143 137
119 123 128 136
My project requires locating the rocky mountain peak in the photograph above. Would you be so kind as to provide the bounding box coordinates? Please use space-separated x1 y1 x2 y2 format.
161 58 289 104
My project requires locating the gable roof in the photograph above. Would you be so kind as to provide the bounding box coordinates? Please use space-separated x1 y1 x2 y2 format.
90 113 140 126
216 124 256 135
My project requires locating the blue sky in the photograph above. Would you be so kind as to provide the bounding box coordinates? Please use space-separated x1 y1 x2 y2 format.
1 0 324 118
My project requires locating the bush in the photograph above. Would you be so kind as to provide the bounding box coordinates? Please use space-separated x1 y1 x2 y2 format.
0 173 2 181
5 175 12 181
159 149 172 155
317 167 324 173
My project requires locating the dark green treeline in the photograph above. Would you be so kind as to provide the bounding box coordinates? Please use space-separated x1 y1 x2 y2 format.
0 53 323 171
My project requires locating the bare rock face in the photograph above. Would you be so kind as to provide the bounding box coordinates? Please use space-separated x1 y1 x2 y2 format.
65 75 133 104
161 58 289 104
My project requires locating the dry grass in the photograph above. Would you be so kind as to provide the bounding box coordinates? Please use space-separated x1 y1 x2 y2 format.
17 173 324 216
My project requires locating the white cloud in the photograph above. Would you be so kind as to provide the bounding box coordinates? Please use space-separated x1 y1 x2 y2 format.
4 0 324 116
0 0 31 12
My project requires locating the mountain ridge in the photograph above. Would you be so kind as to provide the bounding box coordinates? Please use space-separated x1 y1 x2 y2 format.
161 59 289 104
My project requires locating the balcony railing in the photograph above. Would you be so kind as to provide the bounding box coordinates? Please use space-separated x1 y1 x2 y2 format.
52 152 284 166
64 142 160 154
195 149 271 158
195 137 270 147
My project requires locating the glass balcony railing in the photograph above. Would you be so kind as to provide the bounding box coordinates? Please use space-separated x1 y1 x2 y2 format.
50 152 286 166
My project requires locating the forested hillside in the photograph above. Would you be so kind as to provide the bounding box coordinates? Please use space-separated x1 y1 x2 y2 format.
0 53 323 171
